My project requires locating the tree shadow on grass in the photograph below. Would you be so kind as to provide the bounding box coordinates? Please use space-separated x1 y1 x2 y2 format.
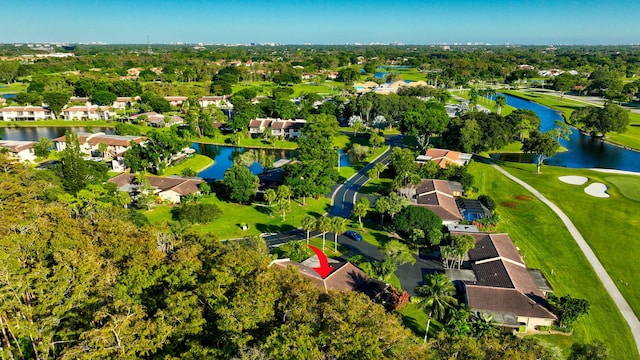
253 204 274 216
400 314 424 338
255 223 295 234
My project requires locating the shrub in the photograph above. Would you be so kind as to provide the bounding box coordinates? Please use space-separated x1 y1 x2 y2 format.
478 194 496 211
173 202 221 224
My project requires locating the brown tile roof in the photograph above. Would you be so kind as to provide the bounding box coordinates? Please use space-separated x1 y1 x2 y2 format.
108 174 202 196
413 179 462 221
452 232 523 264
0 106 49 112
249 119 263 128
465 284 556 320
87 135 145 147
271 259 386 296
0 140 35 153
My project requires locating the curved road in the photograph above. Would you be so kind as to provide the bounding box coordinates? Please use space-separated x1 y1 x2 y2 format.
491 163 640 354
329 135 402 218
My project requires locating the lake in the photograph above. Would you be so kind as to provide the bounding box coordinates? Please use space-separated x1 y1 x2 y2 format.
191 143 296 180
0 126 115 141
500 94 640 172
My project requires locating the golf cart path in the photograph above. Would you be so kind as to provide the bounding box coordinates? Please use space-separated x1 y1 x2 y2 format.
491 163 640 354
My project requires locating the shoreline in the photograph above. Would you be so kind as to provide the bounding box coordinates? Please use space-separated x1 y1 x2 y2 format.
503 90 640 153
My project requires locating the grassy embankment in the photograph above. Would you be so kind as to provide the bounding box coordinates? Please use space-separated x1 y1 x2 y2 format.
0 82 28 94
468 160 638 359
502 89 640 151
450 89 516 116
162 154 213 176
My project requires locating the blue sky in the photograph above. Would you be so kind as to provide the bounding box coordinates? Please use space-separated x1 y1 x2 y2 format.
3 0 638 44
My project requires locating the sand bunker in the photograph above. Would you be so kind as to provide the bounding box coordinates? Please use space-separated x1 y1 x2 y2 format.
584 183 609 198
559 176 589 185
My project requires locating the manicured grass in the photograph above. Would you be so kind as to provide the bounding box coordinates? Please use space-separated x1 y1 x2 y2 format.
450 90 516 116
145 193 331 240
162 154 213 176
496 162 640 318
0 82 27 93
194 133 299 149
604 175 640 201
396 303 444 339
469 160 638 359
0 120 111 128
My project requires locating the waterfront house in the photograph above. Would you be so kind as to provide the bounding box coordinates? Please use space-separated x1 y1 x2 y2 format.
0 106 51 121
248 118 306 139
53 132 145 160
108 173 203 204
61 105 111 120
0 140 37 162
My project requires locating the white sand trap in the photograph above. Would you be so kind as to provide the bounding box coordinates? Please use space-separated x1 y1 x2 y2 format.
584 183 610 198
559 176 589 185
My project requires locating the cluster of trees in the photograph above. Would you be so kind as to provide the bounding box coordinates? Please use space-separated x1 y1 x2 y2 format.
124 130 190 174
569 103 630 137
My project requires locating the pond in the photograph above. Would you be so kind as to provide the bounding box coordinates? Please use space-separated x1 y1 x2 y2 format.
192 144 355 181
499 94 640 172
0 126 115 141
191 143 297 181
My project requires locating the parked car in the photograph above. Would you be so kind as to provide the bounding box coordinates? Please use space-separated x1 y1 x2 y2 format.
344 230 363 241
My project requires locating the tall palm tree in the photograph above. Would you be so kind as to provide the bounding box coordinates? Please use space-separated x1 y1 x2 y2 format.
330 217 347 252
317 216 332 251
301 215 316 244
495 95 507 115
415 273 458 342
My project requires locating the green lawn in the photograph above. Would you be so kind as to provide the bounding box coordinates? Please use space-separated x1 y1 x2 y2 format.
0 82 27 93
145 193 331 240
450 89 516 116
469 160 638 359
496 162 640 318
162 154 213 176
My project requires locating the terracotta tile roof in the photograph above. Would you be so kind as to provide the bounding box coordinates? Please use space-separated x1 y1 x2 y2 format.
465 284 556 320
87 134 145 147
424 148 467 169
0 106 49 112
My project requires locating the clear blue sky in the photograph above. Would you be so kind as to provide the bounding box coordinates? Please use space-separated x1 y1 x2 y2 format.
3 0 638 45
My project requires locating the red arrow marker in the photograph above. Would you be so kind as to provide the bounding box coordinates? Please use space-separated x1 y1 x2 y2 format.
307 244 334 278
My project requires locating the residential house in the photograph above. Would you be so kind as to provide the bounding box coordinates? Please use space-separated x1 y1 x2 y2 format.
0 140 36 162
0 106 51 121
130 112 183 127
415 148 472 169
61 105 111 120
108 173 204 204
164 96 188 107
270 256 387 300
53 132 145 160
447 231 557 332
0 98 6 105
198 95 231 108
399 179 463 224
112 96 139 110
248 118 306 139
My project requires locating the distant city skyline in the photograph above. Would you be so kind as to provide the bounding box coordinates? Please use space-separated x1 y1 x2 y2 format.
3 0 638 45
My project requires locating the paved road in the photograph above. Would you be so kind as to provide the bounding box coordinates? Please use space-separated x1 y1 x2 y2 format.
329 135 402 218
522 88 640 115
491 162 640 355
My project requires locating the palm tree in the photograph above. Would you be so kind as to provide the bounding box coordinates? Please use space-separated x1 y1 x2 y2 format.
317 216 332 251
353 197 370 230
415 273 458 342
495 95 507 115
330 217 347 252
301 215 316 244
